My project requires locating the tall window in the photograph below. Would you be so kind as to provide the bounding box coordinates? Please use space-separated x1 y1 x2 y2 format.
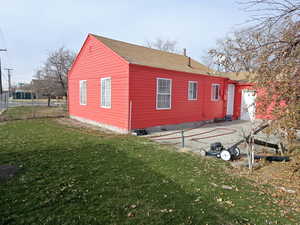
188 81 198 100
79 80 87 105
211 84 220 101
101 77 111 108
156 78 172 109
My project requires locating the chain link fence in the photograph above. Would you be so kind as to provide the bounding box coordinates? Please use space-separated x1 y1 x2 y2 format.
0 96 67 122
0 92 9 113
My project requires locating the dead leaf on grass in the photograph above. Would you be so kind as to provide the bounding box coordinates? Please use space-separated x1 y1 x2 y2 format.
127 212 135 217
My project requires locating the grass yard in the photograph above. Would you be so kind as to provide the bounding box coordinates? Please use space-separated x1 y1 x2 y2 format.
0 108 299 224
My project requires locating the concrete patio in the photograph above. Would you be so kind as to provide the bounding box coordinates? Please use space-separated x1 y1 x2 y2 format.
146 120 281 155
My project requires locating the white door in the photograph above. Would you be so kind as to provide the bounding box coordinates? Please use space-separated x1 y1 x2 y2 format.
240 90 256 120
226 84 235 115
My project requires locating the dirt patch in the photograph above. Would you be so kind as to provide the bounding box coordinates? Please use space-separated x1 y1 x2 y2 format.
56 118 113 133
0 165 20 181
228 153 300 213
55 118 123 139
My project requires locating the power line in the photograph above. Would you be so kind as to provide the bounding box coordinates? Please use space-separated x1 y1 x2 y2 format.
0 27 12 92
0 48 8 94
4 68 12 97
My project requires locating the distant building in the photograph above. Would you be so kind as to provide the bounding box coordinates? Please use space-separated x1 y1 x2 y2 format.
31 79 65 99
12 83 36 99
13 89 35 99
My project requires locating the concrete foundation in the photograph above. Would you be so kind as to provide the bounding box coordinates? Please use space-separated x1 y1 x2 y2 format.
140 120 214 134
70 115 129 134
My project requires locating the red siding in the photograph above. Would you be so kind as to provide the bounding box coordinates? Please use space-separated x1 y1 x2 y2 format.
68 35 254 132
129 64 230 129
68 35 129 130
233 84 253 119
254 88 284 120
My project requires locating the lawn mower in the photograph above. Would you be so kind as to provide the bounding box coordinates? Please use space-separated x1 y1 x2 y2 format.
205 142 241 161
204 123 289 162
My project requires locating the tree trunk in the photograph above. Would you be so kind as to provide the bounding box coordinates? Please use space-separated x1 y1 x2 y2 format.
65 92 68 113
47 96 51 107
247 123 255 173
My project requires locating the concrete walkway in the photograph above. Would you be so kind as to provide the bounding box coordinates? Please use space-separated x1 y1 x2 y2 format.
146 120 280 155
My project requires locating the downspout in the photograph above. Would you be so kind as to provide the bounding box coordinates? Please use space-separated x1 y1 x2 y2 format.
129 100 132 132
128 64 132 134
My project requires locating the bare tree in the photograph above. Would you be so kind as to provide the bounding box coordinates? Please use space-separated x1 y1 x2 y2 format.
207 0 300 164
33 72 61 106
40 47 75 96
146 38 178 53
240 0 300 30
34 47 76 106
206 28 266 73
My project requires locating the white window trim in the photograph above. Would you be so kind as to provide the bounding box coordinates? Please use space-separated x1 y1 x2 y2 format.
188 81 198 100
156 78 172 110
211 83 220 101
79 80 87 106
100 77 111 109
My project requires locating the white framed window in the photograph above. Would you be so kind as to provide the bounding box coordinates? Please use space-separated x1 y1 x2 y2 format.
211 84 220 101
188 81 198 100
156 78 172 110
79 80 87 105
101 77 111 108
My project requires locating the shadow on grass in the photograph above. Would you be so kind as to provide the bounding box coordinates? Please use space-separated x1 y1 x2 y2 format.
0 143 248 225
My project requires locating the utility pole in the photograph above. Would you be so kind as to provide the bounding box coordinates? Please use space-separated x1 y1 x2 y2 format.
0 48 8 94
4 68 13 97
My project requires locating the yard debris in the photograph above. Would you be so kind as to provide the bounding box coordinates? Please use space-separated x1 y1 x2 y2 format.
224 200 235 207
230 159 260 169
278 187 296 194
254 155 290 162
130 204 137 209
210 182 218 187
204 123 289 162
160 209 174 213
221 185 233 190
127 212 135 217
132 129 148 136
229 152 300 213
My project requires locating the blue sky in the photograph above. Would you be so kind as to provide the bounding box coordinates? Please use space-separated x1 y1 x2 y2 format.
0 0 251 87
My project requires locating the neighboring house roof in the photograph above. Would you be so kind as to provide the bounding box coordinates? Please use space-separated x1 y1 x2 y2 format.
92 34 215 76
217 72 253 82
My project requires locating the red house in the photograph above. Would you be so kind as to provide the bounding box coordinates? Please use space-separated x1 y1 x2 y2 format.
68 34 254 133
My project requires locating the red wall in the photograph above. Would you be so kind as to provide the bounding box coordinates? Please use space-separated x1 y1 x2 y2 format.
68 34 252 132
233 83 253 119
68 35 130 130
255 88 285 120
129 64 230 129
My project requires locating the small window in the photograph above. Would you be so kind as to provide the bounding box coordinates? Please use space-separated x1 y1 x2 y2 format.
188 81 198 100
101 77 111 108
79 80 87 105
211 84 220 101
156 78 172 109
